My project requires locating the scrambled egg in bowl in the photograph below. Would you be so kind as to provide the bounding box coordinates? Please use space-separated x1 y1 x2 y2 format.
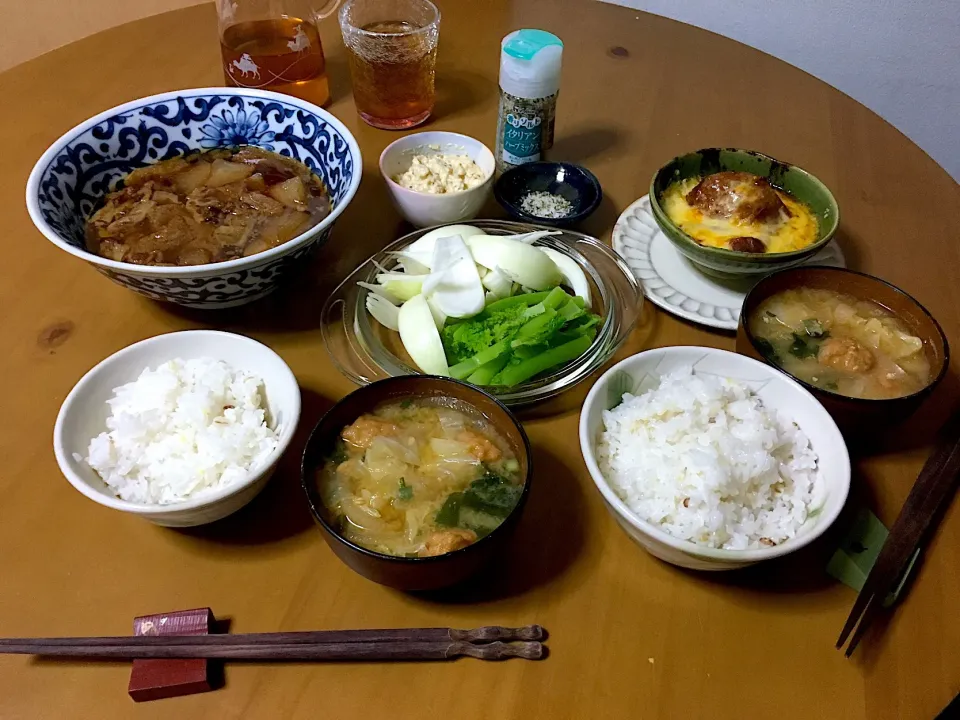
662 171 819 254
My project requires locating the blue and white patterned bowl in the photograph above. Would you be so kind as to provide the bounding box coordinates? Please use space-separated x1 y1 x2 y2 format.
26 88 362 308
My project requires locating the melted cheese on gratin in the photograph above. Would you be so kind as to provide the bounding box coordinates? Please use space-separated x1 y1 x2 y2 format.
662 177 819 253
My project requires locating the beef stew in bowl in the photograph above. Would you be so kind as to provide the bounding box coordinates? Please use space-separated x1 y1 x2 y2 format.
86 147 331 266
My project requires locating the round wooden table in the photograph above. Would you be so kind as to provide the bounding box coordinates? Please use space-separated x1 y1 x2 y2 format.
1 3 958 718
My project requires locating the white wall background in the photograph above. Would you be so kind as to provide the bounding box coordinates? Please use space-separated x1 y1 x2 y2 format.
603 0 960 181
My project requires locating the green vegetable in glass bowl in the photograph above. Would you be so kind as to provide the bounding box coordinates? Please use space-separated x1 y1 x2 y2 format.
442 287 601 386
320 220 644 407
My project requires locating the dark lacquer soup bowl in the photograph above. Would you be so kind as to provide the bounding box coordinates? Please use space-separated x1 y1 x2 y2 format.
26 88 361 309
301 376 533 591
737 266 950 434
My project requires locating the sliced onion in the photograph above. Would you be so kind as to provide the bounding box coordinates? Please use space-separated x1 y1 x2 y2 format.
426 295 447 330
396 256 430 275
466 236 563 290
358 281 400 304
369 435 420 465
397 225 487 269
423 235 485 318
541 247 592 307
499 229 562 244
365 292 400 331
398 294 449 376
429 438 475 462
481 265 514 299
375 272 427 302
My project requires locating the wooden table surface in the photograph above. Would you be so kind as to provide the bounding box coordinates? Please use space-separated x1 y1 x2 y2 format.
1 2 958 718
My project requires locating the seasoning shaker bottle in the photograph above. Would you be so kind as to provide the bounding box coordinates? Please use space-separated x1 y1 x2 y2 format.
495 29 563 174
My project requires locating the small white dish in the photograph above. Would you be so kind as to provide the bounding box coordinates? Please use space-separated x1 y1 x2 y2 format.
54 331 301 527
612 195 845 331
579 346 850 571
379 131 495 227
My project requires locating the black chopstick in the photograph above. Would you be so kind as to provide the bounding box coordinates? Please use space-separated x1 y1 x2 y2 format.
935 690 960 719
837 410 960 656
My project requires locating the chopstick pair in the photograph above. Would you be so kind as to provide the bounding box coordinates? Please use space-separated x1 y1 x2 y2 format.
837 409 960 657
0 625 545 662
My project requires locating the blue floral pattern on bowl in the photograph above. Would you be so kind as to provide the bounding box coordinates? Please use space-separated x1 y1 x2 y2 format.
199 108 277 150
29 89 361 308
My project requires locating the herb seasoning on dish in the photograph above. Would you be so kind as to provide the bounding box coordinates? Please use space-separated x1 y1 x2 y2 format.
495 30 563 174
520 191 573 219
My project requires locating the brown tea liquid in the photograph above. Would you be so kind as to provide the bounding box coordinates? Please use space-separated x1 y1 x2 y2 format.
345 20 437 129
221 18 330 107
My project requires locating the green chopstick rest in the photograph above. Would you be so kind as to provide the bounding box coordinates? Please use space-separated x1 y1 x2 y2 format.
826 508 920 607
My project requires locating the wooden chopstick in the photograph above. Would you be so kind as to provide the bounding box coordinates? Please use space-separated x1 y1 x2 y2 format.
0 626 546 662
0 640 543 661
0 625 543 649
837 410 960 656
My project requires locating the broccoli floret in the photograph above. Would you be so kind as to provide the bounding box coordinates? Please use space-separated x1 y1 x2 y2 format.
441 304 531 364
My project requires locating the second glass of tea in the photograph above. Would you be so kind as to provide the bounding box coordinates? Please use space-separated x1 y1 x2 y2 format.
218 0 341 107
339 0 440 129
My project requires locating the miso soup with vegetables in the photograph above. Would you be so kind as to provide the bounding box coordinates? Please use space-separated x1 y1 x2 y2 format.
749 288 931 399
319 399 523 557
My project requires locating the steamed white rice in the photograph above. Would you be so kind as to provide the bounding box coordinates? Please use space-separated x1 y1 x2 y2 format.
79 358 280 505
598 367 819 550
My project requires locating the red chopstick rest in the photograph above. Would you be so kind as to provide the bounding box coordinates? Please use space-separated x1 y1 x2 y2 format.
128 607 215 702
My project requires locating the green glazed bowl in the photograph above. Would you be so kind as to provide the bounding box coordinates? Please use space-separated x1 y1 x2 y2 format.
648 148 839 278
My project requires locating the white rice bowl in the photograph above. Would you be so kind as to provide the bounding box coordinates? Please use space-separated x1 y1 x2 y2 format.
79 358 280 505
597 367 820 550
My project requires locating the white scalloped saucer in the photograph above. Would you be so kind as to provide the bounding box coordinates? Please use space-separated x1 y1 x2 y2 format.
611 195 845 331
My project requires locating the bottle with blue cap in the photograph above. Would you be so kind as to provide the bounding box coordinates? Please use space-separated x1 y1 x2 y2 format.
495 29 563 173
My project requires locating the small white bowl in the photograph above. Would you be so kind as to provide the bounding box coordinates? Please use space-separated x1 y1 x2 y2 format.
54 331 301 527
579 346 850 571
379 131 495 227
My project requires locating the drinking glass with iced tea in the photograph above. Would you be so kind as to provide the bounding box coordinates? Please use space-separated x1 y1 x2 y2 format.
218 0 341 107
339 0 440 129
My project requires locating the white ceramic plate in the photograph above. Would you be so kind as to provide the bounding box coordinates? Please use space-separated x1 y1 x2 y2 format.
611 195 845 331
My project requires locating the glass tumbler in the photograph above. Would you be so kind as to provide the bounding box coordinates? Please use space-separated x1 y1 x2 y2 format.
339 0 440 129
218 0 341 107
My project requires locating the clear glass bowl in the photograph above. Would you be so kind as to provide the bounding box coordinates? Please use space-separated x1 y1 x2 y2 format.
321 220 644 406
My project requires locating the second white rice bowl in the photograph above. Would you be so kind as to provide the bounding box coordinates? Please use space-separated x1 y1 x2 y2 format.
597 366 820 550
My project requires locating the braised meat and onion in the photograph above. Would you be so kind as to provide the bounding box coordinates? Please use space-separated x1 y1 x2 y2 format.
85 147 331 266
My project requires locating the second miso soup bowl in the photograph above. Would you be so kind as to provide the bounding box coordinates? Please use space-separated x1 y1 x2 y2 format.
26 88 362 309
737 266 950 434
301 376 532 591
